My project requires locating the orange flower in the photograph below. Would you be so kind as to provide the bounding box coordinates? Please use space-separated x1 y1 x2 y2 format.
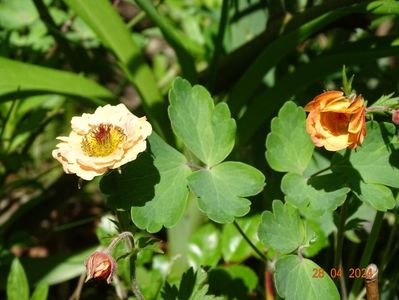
304 91 366 151
85 251 116 284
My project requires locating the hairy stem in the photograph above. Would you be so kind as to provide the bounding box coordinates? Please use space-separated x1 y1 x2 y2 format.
115 211 145 300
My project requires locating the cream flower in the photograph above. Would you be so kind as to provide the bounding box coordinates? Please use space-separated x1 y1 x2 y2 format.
52 104 152 180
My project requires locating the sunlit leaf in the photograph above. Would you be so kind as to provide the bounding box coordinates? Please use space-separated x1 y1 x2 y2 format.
275 255 340 300
0 57 113 105
169 77 236 167
266 101 314 174
100 133 191 233
332 122 399 210
7 258 29 300
281 173 349 215
30 282 49 300
258 200 307 254
188 161 265 223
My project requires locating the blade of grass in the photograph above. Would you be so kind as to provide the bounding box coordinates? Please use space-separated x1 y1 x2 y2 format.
63 0 171 140
228 1 399 116
237 43 399 145
209 0 230 92
0 57 114 105
134 0 199 83
228 7 353 115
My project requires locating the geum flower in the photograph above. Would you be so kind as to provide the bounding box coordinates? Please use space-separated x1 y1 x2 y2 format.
52 104 152 180
85 251 116 284
304 91 366 151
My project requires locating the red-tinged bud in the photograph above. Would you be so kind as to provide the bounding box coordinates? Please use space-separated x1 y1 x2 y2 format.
85 251 116 284
392 109 399 125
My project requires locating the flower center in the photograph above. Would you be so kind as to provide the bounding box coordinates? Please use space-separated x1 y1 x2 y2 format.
81 124 126 157
321 112 350 135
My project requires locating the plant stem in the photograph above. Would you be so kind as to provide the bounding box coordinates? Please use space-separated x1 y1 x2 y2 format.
167 193 204 278
233 220 267 262
334 198 349 300
115 211 145 300
349 211 384 299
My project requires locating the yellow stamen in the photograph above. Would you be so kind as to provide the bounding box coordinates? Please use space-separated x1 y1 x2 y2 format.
81 124 126 157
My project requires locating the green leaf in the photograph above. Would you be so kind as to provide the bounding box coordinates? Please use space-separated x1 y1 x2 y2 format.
208 265 258 298
136 267 163 300
331 122 399 211
333 122 399 188
258 200 306 254
266 101 314 174
7 258 29 300
188 161 265 223
281 173 349 216
353 181 395 211
237 40 399 144
0 57 113 105
134 0 199 82
168 78 236 167
221 214 263 262
0 0 38 29
30 282 49 300
228 6 356 114
162 268 222 300
63 0 168 136
188 223 222 268
100 132 191 233
275 255 340 300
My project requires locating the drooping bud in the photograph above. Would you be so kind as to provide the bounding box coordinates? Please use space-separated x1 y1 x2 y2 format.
392 109 399 125
85 251 116 284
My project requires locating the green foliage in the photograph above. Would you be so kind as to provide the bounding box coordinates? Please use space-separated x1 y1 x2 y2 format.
188 161 265 223
266 101 314 174
7 258 29 300
275 255 340 300
221 215 262 262
188 223 221 268
282 173 349 216
0 57 113 105
2 0 399 299
162 268 222 300
258 200 307 254
169 77 236 167
100 132 191 233
30 282 49 300
332 122 399 210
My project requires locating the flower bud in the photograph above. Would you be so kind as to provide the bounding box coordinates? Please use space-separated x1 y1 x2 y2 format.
392 109 399 125
85 251 116 284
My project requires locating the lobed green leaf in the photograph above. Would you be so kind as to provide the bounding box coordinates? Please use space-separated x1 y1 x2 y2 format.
100 132 191 233
281 173 349 216
332 122 399 211
168 77 236 167
188 161 265 223
266 101 314 174
275 255 340 300
258 200 306 254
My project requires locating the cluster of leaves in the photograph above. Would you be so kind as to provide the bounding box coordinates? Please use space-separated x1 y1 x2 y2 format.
1 0 399 299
